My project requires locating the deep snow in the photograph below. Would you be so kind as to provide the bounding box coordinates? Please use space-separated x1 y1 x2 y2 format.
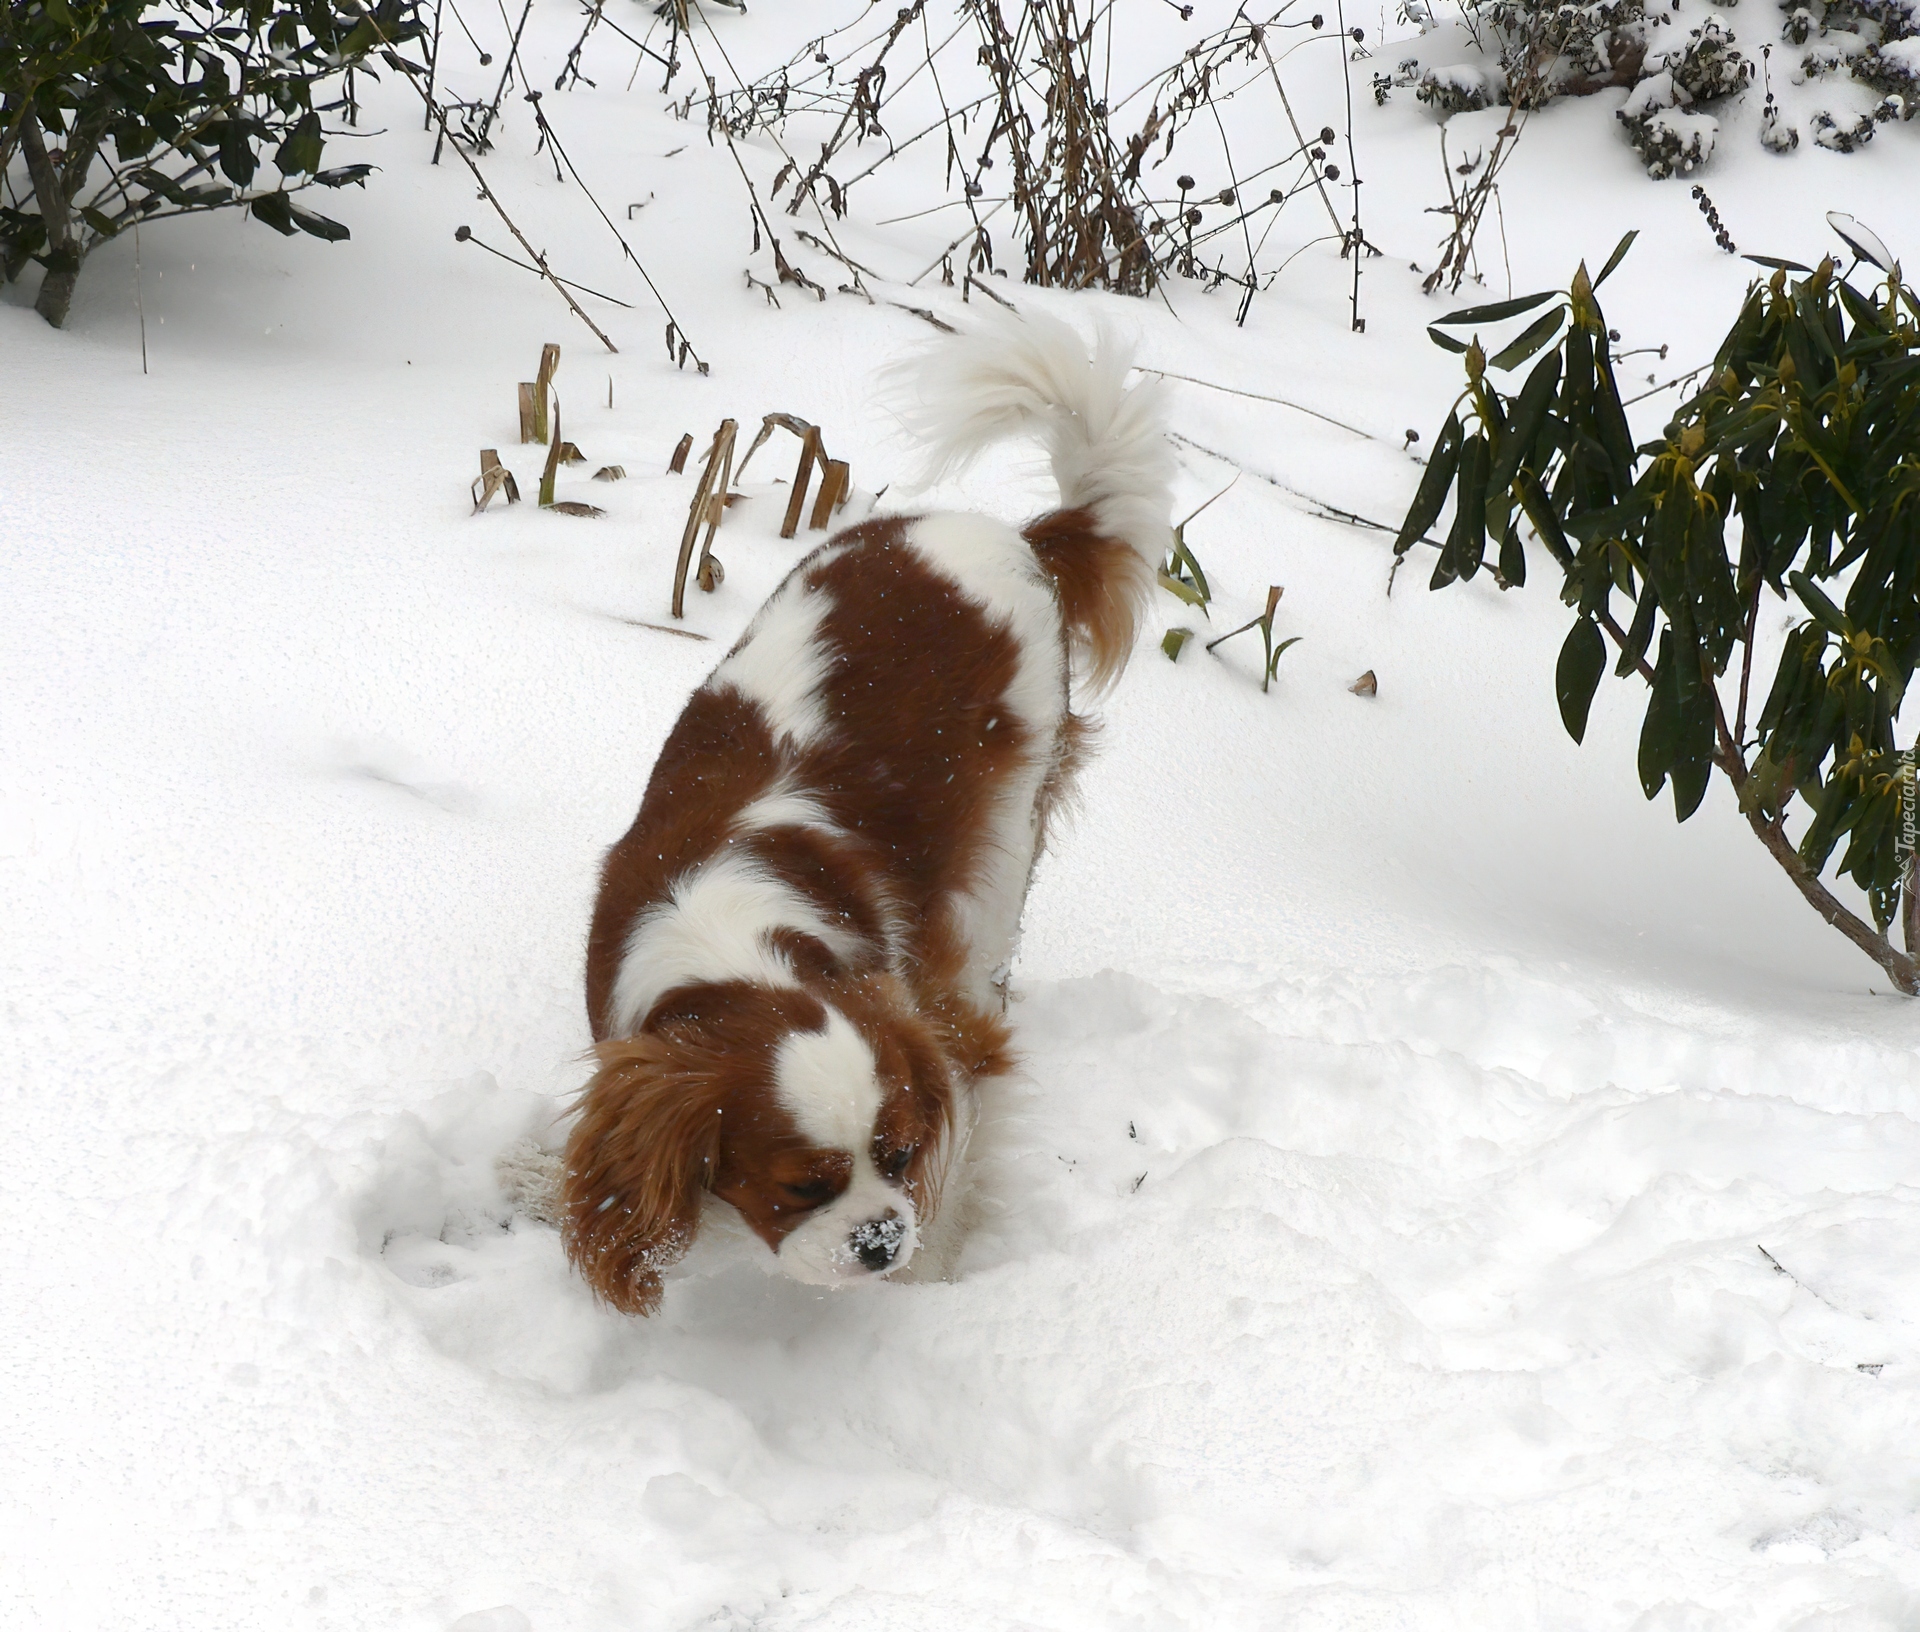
5 3 1920 1628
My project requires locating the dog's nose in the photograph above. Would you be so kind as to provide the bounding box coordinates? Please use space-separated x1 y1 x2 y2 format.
849 1212 906 1272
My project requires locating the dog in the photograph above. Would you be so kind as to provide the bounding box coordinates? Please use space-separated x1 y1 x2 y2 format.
559 309 1172 1314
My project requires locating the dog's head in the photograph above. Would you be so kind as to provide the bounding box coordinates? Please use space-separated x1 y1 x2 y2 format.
561 975 1005 1315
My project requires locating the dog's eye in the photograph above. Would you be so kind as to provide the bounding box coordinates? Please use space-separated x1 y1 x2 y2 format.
782 1178 837 1208
877 1145 914 1182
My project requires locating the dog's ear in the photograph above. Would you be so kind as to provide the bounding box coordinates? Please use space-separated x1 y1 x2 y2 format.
561 1035 724 1316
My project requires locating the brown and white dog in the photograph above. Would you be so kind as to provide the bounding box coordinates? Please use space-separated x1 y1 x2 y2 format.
560 310 1172 1314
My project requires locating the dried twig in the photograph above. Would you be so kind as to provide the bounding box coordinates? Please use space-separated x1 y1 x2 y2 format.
673 420 737 618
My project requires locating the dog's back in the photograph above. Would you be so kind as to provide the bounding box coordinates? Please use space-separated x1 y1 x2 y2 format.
588 309 1175 1037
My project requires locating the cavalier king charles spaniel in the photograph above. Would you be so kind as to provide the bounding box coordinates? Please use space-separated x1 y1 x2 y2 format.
560 309 1172 1314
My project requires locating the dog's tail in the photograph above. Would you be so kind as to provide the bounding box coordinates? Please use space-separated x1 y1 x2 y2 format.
897 307 1173 692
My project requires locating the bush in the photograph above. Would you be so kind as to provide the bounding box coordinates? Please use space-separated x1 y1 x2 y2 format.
1 0 425 328
1408 0 1915 172
1396 233 1920 992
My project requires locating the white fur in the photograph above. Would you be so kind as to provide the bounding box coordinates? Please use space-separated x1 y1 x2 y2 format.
607 848 862 1035
773 1011 920 1284
732 779 837 835
894 304 1175 573
775 1008 884 1150
902 512 1067 1009
711 574 834 750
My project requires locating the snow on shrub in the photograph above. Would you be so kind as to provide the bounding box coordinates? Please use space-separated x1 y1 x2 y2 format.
1392 0 1916 173
1616 74 1721 176
1417 63 1506 113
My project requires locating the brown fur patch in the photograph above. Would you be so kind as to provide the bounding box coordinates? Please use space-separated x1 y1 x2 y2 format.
585 685 780 1040
793 519 1035 951
1022 506 1152 694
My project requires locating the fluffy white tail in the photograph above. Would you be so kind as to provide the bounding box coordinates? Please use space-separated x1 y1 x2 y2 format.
896 306 1174 570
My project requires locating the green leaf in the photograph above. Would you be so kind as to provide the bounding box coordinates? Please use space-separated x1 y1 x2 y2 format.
1638 630 1679 799
1161 627 1193 662
290 204 350 241
1157 569 1210 609
1515 470 1575 568
1433 290 1559 327
313 164 375 188
1427 327 1469 354
1592 337 1635 487
1488 350 1562 498
1788 570 1849 636
274 111 323 178
1556 616 1606 743
249 191 297 235
1738 743 1799 820
1439 433 1489 585
1672 755 1711 820
338 16 385 58
1616 579 1657 676
1742 254 1815 274
1672 682 1715 821
217 119 257 186
1498 516 1526 587
1168 533 1211 604
1592 229 1639 290
1487 305 1566 372
1395 411 1462 557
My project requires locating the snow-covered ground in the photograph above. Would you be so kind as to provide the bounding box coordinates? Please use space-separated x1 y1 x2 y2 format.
6 3 1920 1627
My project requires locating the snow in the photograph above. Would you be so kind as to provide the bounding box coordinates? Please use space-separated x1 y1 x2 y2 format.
5 2 1920 1628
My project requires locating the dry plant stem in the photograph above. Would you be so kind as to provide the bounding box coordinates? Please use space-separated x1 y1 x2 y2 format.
890 302 957 331
525 99 706 363
965 273 1016 309
673 421 736 619
533 344 559 442
1138 367 1372 439
1332 0 1365 331
1623 366 1711 408
473 448 521 510
909 200 1008 285
457 229 637 306
1257 37 1344 238
475 0 535 150
783 0 926 216
809 460 851 530
428 106 617 352
1425 110 1528 297
349 5 619 352
1168 431 1425 548
538 399 564 505
424 0 444 128
683 3 867 299
781 426 822 539
618 617 710 641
